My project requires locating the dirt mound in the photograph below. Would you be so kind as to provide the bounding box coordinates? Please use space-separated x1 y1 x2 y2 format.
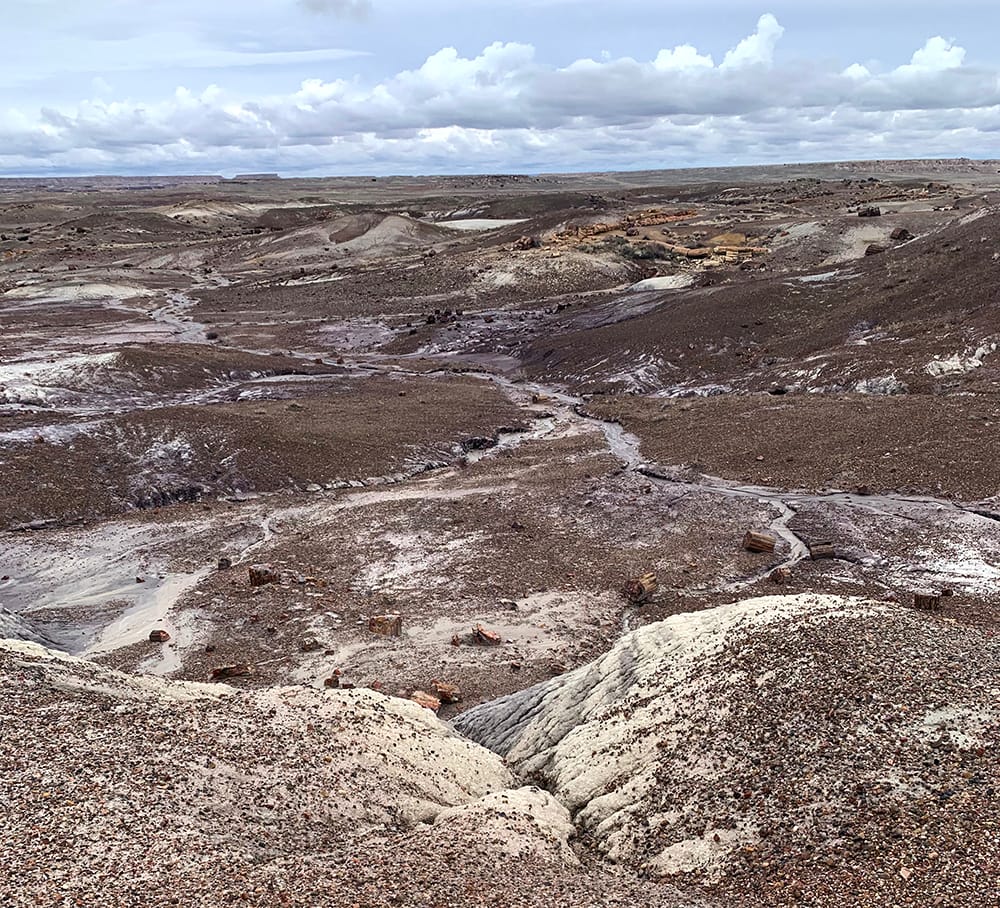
457 594 999 905
331 212 456 253
251 204 340 231
61 209 197 238
251 212 457 266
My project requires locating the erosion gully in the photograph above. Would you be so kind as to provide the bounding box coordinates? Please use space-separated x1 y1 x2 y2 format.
3 292 998 655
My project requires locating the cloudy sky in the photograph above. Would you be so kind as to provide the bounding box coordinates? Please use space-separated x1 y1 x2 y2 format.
3 0 998 176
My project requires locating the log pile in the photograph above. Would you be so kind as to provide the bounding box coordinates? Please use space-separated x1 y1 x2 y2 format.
666 243 768 260
552 208 697 243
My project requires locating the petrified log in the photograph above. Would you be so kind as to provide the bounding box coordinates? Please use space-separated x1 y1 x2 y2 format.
743 531 777 554
472 624 502 646
913 592 942 611
248 563 280 587
667 244 713 259
209 664 251 681
148 629 170 643
410 690 442 712
809 543 836 560
368 614 403 637
218 556 233 571
769 567 792 585
431 680 462 704
623 571 658 604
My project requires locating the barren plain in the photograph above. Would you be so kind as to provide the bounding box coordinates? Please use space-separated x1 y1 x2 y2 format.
2 160 999 907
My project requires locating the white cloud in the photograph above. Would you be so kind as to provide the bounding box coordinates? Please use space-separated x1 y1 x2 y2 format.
720 13 784 70
2 15 998 176
896 36 966 75
653 45 715 71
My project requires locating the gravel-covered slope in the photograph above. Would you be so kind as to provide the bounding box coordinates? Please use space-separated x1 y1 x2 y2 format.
455 594 1000 906
0 640 699 908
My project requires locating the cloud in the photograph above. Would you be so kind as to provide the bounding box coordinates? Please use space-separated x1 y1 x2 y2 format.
896 36 966 75
296 0 372 18
2 14 998 176
654 45 714 72
720 13 784 70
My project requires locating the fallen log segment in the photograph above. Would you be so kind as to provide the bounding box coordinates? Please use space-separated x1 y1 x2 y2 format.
743 531 777 554
809 543 836 560
248 564 280 587
209 663 251 681
431 680 462 704
472 625 502 646
410 690 442 712
623 571 658 604
912 592 943 611
769 567 792 585
368 615 403 637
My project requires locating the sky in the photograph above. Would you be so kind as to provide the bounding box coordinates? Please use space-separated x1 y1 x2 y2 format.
2 0 999 176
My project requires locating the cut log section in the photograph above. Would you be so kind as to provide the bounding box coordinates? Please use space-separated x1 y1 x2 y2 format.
913 592 943 611
769 567 792 585
623 571 658 604
743 531 777 554
248 564 280 587
368 615 403 637
809 543 836 560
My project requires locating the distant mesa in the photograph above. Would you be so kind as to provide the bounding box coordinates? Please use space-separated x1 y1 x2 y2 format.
231 173 280 181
